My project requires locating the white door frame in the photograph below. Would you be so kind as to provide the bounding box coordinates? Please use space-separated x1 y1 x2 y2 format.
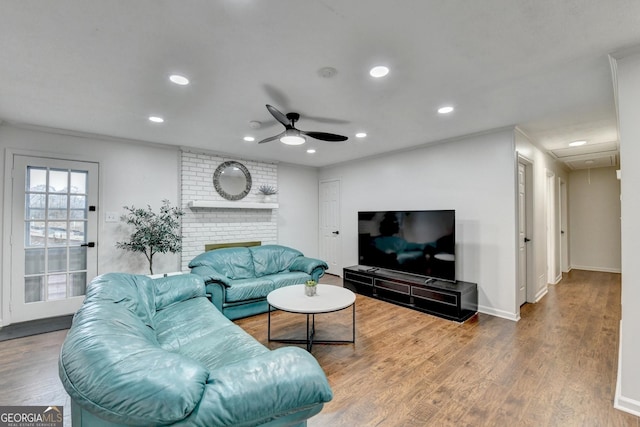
546 170 559 285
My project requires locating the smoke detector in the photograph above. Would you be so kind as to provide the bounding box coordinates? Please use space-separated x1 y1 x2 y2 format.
248 120 262 129
318 67 337 78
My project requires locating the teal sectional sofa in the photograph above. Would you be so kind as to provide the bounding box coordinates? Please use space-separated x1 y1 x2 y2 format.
189 245 328 320
59 273 333 427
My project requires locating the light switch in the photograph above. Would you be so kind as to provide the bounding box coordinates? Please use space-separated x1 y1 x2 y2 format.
105 212 119 223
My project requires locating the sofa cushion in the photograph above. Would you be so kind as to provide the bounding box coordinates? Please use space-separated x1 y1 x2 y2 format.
155 297 268 369
182 347 333 426
189 247 256 280
250 245 303 277
154 274 206 310
264 271 312 290
85 273 156 328
225 277 275 303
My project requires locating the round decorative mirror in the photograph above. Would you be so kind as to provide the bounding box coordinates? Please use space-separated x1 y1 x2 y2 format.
213 161 252 201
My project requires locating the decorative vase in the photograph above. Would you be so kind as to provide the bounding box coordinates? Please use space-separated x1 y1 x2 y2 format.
263 194 272 203
305 285 317 297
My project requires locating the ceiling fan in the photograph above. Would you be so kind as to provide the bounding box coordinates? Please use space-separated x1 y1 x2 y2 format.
257 104 348 145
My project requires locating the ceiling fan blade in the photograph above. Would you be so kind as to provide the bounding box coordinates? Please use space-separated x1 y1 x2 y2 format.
303 116 351 125
262 84 290 110
296 111 351 125
302 131 348 142
257 132 284 144
266 104 290 127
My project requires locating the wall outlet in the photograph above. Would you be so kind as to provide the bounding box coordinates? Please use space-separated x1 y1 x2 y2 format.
105 211 119 223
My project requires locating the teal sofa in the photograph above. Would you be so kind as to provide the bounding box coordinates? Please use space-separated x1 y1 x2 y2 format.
189 245 328 320
59 273 333 427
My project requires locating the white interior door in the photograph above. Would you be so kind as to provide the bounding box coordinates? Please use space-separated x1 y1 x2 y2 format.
10 155 98 323
559 179 569 273
319 179 341 275
517 162 528 306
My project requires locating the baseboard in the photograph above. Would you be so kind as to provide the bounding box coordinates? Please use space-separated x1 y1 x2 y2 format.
615 393 640 416
570 265 621 274
533 287 548 303
615 319 640 416
0 315 72 341
478 305 519 322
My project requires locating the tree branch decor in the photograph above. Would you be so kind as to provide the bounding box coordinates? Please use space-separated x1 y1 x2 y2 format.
115 199 184 274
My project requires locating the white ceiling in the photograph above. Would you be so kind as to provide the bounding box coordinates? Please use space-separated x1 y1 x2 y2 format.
1 1 639 168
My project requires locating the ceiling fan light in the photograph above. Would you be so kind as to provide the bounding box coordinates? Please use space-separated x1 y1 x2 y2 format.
280 135 306 145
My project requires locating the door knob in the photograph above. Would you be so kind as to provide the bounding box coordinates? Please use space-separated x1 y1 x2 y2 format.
524 237 531 243
81 242 95 248
332 231 340 235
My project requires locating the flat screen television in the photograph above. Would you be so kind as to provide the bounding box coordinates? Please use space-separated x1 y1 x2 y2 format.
358 210 456 282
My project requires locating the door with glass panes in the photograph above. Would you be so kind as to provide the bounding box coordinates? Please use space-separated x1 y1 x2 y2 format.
11 155 98 323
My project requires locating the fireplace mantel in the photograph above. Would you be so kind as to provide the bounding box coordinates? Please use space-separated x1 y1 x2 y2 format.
187 200 278 210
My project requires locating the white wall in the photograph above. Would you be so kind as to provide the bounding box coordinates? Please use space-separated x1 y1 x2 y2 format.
515 130 570 297
277 163 319 258
612 50 640 416
319 128 519 320
568 167 621 272
0 124 180 325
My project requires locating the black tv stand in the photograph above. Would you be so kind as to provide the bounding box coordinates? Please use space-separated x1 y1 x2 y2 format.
343 266 478 322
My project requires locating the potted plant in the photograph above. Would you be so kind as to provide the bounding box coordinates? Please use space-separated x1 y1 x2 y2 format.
305 280 317 296
115 199 184 275
257 185 278 202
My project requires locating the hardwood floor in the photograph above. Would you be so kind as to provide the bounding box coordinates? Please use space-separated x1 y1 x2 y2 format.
1 270 637 426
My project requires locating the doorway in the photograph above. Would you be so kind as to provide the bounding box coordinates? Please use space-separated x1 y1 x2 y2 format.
546 170 559 284
8 155 99 323
319 179 341 275
517 157 533 306
559 178 569 273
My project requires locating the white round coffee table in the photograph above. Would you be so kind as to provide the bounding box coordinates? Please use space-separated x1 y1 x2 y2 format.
267 284 356 352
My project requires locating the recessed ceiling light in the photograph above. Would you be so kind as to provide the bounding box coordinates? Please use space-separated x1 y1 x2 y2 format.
307 149 316 154
148 116 164 123
369 66 389 78
169 74 189 85
243 136 255 142
569 140 587 147
438 106 454 114
355 132 367 138
585 160 595 165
